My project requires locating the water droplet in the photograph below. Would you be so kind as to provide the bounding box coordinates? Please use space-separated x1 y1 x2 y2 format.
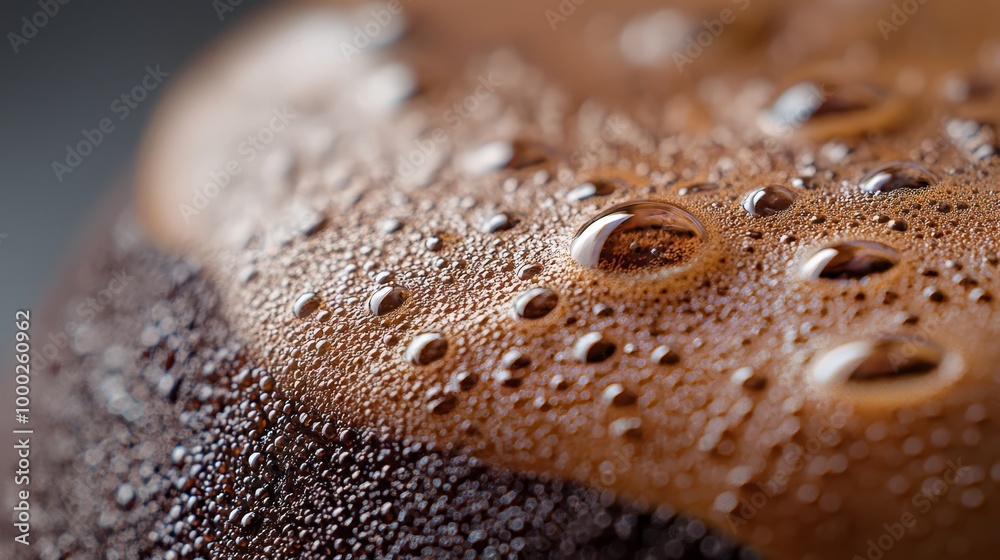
763 81 891 136
923 286 946 302
602 384 637 407
366 285 407 316
239 511 259 532
573 332 616 363
507 140 550 169
859 162 938 194
742 185 796 217
237 266 258 284
291 292 320 319
802 241 900 280
501 349 531 370
424 236 443 251
731 367 766 390
425 388 457 414
482 212 515 233
462 141 514 176
677 182 719 196
652 345 680 365
512 287 558 319
406 333 448 366
493 369 524 388
515 263 542 281
455 371 479 390
766 82 829 131
567 179 619 202
811 336 963 404
814 337 943 383
609 417 643 439
618 9 690 67
570 201 707 272
969 288 992 302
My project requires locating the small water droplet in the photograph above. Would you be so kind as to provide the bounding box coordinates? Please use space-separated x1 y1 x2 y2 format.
570 201 707 272
602 384 637 407
609 417 643 439
462 141 514 176
677 182 719 196
731 367 766 390
859 162 938 194
652 345 680 365
567 179 619 202
923 286 946 302
424 236 443 251
512 287 558 319
501 349 531 370
405 333 448 365
742 185 797 216
887 219 907 232
515 263 542 280
239 511 260 532
573 332 616 363
482 212 515 233
425 388 457 414
455 371 479 390
291 292 320 319
380 218 403 234
802 241 900 280
366 285 407 316
507 140 550 169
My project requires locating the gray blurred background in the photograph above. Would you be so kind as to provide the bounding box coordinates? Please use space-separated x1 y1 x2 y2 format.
0 0 268 368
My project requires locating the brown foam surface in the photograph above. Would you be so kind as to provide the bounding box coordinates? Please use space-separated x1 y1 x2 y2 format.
137 1 1000 558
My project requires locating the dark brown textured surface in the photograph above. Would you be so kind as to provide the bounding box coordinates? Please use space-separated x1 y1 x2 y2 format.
1 237 755 559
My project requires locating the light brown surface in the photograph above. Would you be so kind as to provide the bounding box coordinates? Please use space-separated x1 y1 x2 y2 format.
138 1 1000 558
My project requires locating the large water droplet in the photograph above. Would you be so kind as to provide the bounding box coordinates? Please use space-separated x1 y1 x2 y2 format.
742 185 796 216
814 337 943 383
859 162 938 194
366 285 407 316
512 287 559 319
802 241 900 279
811 336 963 405
570 201 707 272
406 333 448 366
762 81 897 138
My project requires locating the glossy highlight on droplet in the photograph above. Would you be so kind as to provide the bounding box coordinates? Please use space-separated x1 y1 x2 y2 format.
570 200 707 272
